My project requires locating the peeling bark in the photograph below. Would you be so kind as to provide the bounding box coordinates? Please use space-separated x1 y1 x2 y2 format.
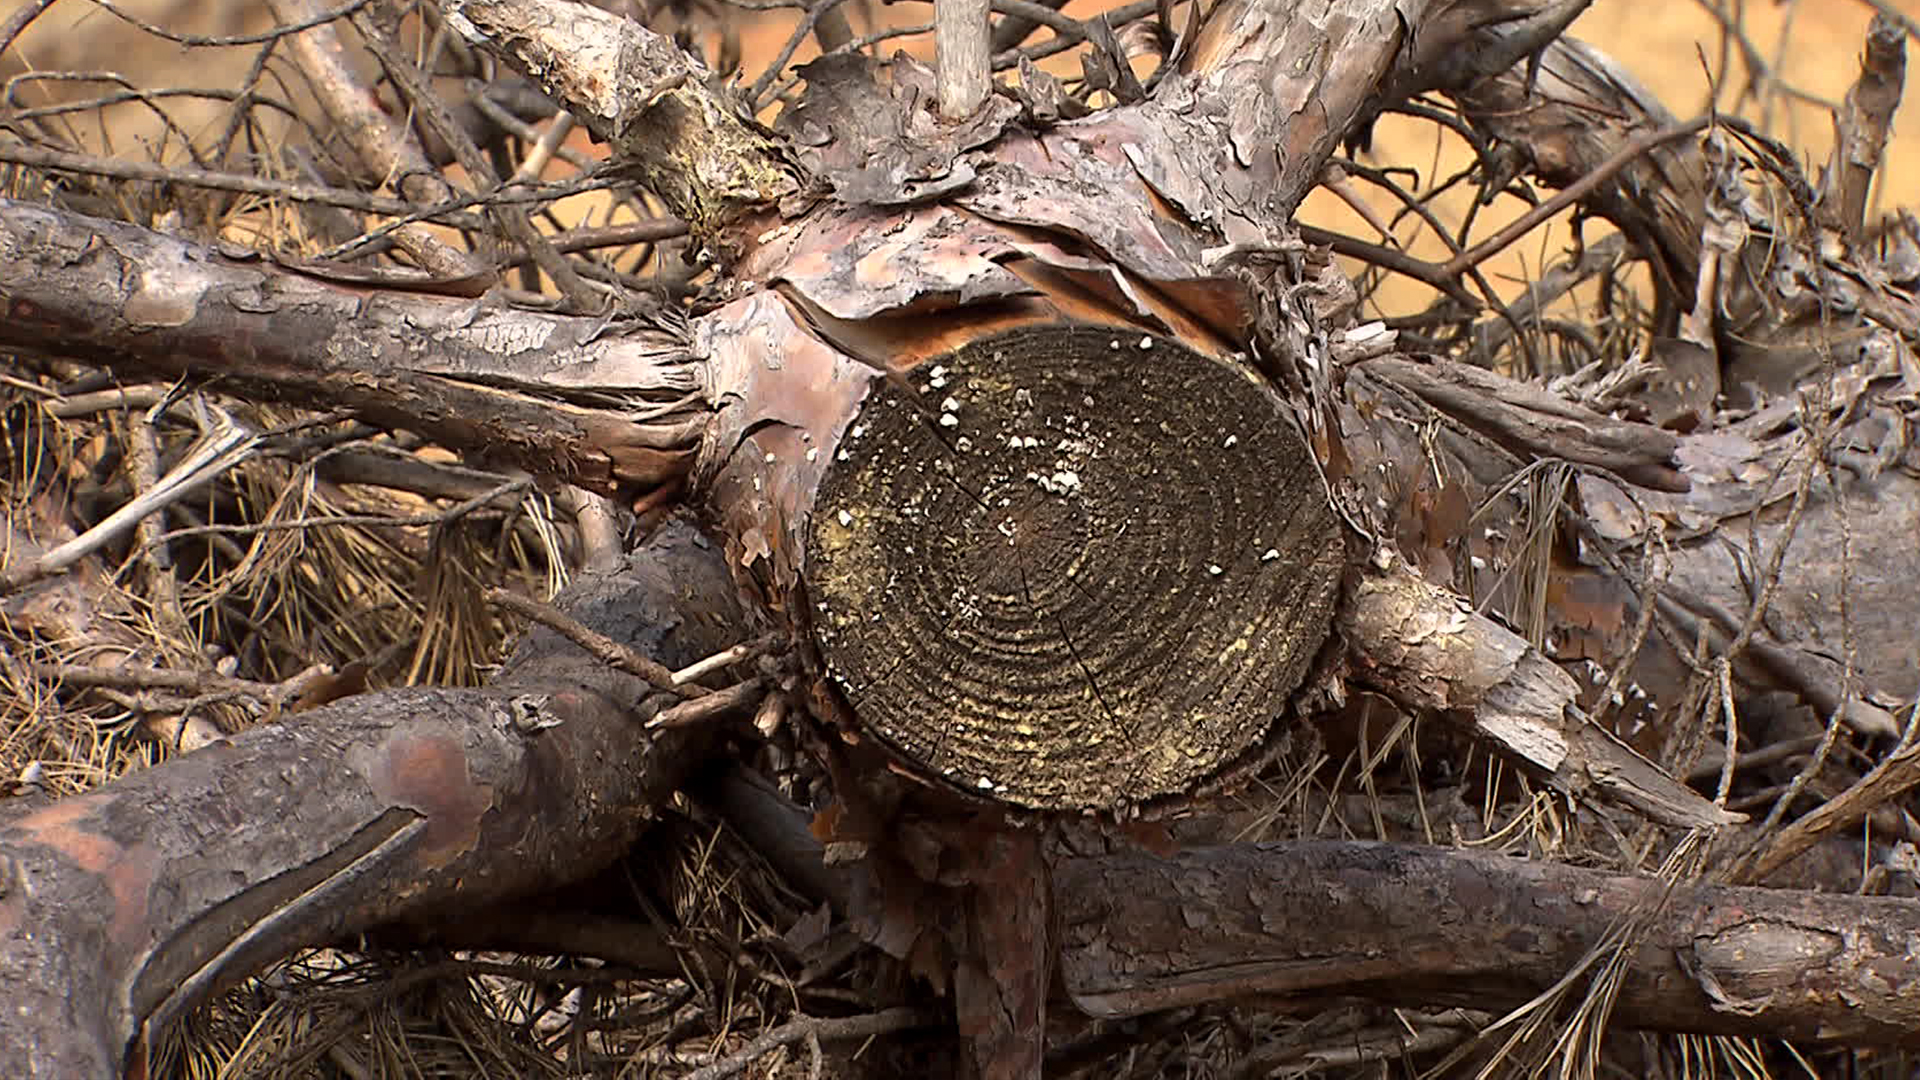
4 0 1920 1071
0 199 702 492
707 771 1920 1048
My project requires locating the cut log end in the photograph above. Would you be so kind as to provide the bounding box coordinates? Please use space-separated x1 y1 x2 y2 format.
805 326 1344 812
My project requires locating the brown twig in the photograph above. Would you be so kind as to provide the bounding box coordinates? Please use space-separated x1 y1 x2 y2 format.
0 0 58 58
683 1007 939 1080
988 0 1071 52
126 408 187 637
1817 11 1906 241
482 587 706 699
350 8 603 312
0 143 427 217
990 0 1156 68
56 0 377 48
649 677 766 728
25 662 336 712
268 0 491 282
1740 712 1920 882
1298 223 1477 307
1440 116 1715 279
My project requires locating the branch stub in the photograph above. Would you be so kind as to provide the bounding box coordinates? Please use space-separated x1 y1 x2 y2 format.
806 326 1342 812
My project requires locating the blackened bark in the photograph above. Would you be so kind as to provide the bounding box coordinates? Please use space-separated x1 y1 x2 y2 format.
1058 840 1920 1047
0 519 740 1078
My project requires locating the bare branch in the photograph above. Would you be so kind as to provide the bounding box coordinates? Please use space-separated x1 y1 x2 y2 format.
935 0 992 118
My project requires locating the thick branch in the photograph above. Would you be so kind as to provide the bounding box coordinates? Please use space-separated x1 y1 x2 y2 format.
805 326 1343 811
1340 559 1738 830
711 771 1920 1048
1058 840 1920 1047
1362 355 1688 492
0 199 703 491
1818 12 1907 241
442 0 799 235
0 520 741 1076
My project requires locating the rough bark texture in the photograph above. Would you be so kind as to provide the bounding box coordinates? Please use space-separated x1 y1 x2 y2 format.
0 199 702 492
444 0 799 235
4 0 1920 1071
707 770 1920 1047
1057 840 1920 1047
1340 560 1739 829
0 520 741 1078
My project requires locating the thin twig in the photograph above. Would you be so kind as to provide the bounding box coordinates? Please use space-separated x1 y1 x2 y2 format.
482 587 705 699
1440 116 1715 278
25 662 336 712
145 477 532 551
0 143 426 216
72 0 376 47
684 1008 939 1080
649 677 767 728
1742 726 1920 881
0 409 259 596
670 639 765 685
352 9 602 311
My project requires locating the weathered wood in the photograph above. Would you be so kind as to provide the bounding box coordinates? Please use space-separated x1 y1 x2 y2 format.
1360 355 1687 492
443 0 799 237
1057 840 1920 1047
1340 559 1740 830
807 326 1343 811
1819 12 1907 241
705 768 1920 1048
0 520 741 1077
935 0 992 118
0 199 702 492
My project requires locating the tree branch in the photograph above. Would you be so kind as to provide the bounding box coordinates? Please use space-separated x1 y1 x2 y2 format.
0 198 703 492
0 519 742 1077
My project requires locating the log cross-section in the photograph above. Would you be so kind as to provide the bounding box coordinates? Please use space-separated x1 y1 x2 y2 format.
805 326 1343 811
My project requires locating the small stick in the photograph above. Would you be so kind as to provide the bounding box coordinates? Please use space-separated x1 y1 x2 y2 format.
1440 116 1712 279
684 1007 939 1080
649 678 766 728
484 587 704 699
0 410 258 595
935 0 992 118
670 641 756 685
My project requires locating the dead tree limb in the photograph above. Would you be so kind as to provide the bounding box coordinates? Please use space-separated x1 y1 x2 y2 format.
1056 840 1920 1048
0 198 701 492
706 766 1920 1047
5 0 1920 1070
0 519 742 1078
